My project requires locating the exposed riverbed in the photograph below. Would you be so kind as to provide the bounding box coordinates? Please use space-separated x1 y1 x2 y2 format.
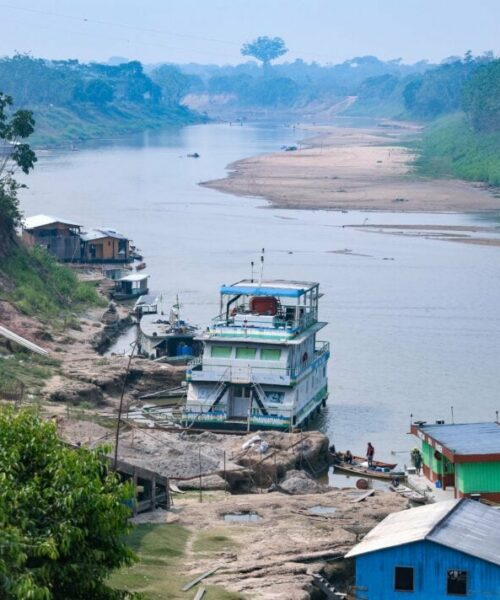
19 122 500 461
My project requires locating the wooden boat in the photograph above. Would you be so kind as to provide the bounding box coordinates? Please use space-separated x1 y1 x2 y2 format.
390 483 428 504
330 452 405 481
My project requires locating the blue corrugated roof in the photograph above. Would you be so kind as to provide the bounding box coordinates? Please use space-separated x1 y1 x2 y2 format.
419 422 500 455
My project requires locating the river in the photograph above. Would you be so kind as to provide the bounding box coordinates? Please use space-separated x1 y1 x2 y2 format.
19 122 500 461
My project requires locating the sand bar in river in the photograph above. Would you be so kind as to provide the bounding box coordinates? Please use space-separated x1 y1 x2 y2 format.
202 124 500 214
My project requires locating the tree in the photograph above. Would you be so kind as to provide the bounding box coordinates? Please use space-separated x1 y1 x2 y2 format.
463 59 500 132
241 36 288 73
0 93 36 238
0 408 137 599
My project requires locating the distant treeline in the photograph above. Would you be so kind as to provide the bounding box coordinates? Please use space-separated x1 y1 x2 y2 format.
0 55 205 145
149 55 432 110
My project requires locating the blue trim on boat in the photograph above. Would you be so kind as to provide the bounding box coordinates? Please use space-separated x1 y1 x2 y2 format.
219 285 305 298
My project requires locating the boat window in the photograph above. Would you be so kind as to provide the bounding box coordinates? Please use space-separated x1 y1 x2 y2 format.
265 391 284 404
235 347 257 359
394 566 414 592
211 346 232 358
261 348 281 361
447 570 467 595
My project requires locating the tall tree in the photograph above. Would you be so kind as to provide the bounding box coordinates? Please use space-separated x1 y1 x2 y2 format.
241 36 288 74
0 92 36 238
0 408 137 599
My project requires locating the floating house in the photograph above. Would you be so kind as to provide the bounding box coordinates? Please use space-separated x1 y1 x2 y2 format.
183 279 330 431
112 273 149 301
346 499 500 599
411 421 500 502
22 214 82 261
80 228 131 262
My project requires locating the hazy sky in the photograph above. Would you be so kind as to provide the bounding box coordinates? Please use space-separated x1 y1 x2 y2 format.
1 0 499 65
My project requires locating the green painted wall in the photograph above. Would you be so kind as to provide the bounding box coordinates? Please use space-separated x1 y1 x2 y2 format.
456 461 500 493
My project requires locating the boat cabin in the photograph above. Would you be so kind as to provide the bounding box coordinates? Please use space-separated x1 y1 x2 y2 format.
137 300 200 362
113 273 149 300
184 279 330 431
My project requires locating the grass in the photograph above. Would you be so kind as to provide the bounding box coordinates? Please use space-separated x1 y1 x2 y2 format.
411 113 500 186
29 103 207 148
193 527 238 555
0 243 105 323
0 351 59 392
109 523 245 600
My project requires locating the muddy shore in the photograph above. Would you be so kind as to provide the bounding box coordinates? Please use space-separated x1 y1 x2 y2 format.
202 123 500 218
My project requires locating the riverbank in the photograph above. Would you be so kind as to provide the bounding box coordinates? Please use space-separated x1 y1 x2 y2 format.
202 122 500 214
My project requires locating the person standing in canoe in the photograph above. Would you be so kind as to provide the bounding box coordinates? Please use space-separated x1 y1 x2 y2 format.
366 442 375 467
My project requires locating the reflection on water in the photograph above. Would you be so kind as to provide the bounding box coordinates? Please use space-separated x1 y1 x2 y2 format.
19 123 500 458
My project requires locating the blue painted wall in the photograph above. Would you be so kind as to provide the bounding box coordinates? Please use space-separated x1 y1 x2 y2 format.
354 541 500 599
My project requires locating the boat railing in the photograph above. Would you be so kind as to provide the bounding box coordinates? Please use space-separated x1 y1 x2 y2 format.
290 340 330 378
209 310 316 334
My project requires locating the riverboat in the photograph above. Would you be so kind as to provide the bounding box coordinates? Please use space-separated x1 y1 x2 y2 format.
331 453 406 481
137 298 200 363
112 273 149 301
182 278 330 431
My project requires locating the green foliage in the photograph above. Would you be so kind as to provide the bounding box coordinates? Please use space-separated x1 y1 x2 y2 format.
462 59 500 132
413 114 500 185
150 65 202 105
0 408 137 599
0 92 36 234
241 36 288 68
0 244 104 321
0 56 205 147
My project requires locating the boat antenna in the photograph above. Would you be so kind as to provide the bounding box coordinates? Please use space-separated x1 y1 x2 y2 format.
250 261 254 283
451 405 454 424
259 248 265 287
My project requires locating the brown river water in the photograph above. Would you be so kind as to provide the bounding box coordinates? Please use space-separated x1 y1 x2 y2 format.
19 122 500 462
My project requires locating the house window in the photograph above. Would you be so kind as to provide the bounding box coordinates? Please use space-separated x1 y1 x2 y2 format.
235 347 257 359
261 348 281 360
447 570 467 595
211 346 231 358
395 566 414 592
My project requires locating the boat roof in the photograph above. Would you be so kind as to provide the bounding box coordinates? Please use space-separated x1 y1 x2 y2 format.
140 313 197 339
220 279 319 298
346 499 500 567
81 228 129 241
119 273 149 282
415 422 500 456
134 294 158 306
24 214 81 229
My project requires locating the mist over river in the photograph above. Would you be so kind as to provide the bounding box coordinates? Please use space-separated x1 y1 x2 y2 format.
19 123 500 461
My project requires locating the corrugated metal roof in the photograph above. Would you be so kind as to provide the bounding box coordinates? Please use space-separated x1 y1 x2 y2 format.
429 499 500 567
345 500 457 558
346 499 500 566
221 279 319 298
24 214 81 229
419 422 500 455
119 273 149 282
80 228 128 242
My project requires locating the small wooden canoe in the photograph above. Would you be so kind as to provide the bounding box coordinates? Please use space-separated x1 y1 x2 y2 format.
330 453 405 481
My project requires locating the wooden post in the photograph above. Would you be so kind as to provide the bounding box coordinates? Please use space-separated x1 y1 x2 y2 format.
151 476 156 511
223 450 227 495
133 468 138 516
199 446 203 503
